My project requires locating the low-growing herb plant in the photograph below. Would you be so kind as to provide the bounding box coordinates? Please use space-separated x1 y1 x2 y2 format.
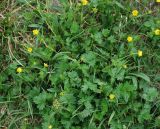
0 0 160 129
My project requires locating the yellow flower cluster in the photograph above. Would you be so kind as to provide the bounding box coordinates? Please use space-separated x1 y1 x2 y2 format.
156 0 160 2
16 62 49 74
128 9 160 58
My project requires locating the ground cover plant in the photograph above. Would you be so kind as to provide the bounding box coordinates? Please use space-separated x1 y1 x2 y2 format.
0 0 160 129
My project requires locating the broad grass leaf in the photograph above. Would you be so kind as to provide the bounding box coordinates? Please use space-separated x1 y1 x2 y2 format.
108 111 115 125
28 24 41 28
129 73 150 83
114 1 126 10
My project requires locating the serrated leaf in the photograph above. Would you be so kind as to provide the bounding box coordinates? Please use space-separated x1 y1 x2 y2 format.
142 87 158 102
33 92 52 110
92 32 103 44
102 29 110 37
81 51 96 66
79 109 92 120
82 80 98 93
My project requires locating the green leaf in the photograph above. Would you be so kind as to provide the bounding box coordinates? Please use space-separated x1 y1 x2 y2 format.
131 76 138 90
91 32 103 44
138 107 152 123
70 21 79 34
144 20 155 28
107 35 116 43
142 87 158 102
102 29 110 37
17 0 30 3
101 99 108 114
114 1 125 10
28 24 41 28
82 80 98 93
81 51 96 66
129 73 150 83
108 111 115 125
79 109 93 120
33 92 52 110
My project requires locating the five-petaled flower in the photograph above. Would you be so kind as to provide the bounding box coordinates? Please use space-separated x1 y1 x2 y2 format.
154 29 160 35
132 10 138 17
81 0 88 6
27 47 32 53
127 36 133 42
17 67 23 73
32 29 39 36
138 50 143 57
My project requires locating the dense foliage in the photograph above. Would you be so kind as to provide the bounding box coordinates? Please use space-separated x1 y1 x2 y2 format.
0 0 160 129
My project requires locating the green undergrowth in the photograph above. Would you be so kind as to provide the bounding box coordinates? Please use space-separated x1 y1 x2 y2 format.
0 0 160 129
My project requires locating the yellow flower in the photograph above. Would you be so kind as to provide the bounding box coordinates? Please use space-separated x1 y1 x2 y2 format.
132 10 138 17
127 36 133 42
123 65 127 69
32 29 39 36
16 67 23 73
154 29 160 35
27 47 32 53
48 125 52 129
156 0 160 2
109 94 115 100
44 63 49 68
138 50 143 57
81 0 88 6
92 8 98 13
